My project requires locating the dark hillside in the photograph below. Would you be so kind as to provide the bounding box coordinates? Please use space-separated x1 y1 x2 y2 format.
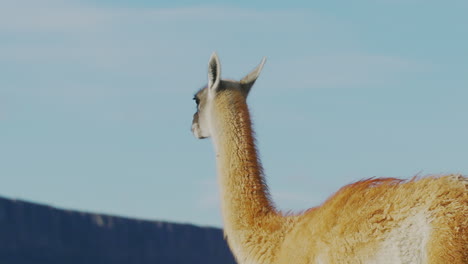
0 196 235 264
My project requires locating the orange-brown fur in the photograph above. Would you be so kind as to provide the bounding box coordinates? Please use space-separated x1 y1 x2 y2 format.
212 89 290 263
277 176 467 263
193 54 468 264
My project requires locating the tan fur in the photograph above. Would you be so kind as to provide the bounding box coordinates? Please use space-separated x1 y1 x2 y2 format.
277 176 467 263
192 54 468 264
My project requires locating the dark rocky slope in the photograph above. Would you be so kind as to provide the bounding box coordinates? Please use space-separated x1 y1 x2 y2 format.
0 196 236 264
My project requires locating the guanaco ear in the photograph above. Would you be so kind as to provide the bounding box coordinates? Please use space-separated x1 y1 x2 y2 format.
240 57 266 96
208 52 221 92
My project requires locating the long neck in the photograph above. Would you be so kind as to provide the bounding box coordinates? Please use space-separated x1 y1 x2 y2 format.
211 92 284 263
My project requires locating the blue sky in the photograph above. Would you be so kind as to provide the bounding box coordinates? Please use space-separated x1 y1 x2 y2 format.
1 0 467 227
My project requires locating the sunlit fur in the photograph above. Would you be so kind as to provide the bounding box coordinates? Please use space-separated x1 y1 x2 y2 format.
191 53 468 264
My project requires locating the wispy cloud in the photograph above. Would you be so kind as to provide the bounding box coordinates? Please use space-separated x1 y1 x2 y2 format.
0 0 326 32
0 2 313 72
0 0 435 117
0 0 110 32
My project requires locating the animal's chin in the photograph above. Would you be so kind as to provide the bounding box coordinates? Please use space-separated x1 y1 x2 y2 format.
193 131 208 139
192 129 209 139
194 132 209 139
191 123 210 139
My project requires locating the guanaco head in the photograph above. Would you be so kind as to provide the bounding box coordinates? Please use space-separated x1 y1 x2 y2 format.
191 52 266 139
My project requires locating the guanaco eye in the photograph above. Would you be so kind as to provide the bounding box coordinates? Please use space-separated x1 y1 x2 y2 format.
193 96 200 105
